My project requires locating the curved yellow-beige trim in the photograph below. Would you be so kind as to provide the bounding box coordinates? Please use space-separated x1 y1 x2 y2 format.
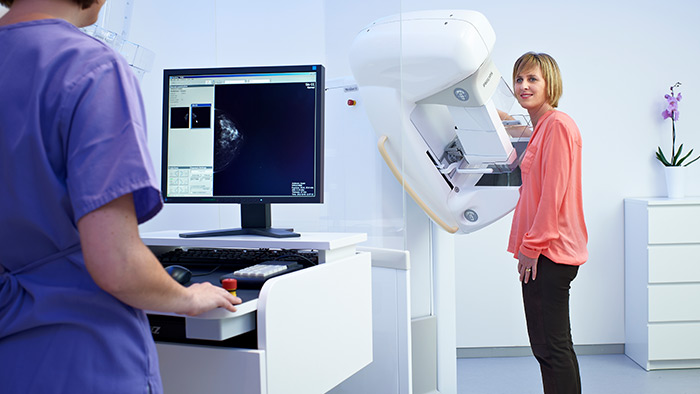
377 135 459 234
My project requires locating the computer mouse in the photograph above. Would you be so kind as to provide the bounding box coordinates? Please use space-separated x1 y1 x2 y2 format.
165 265 192 285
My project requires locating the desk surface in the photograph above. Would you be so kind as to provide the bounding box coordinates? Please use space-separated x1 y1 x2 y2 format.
141 230 367 251
625 197 700 206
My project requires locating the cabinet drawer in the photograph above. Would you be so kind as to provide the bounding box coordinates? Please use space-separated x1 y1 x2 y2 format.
648 205 700 244
156 343 265 393
649 245 700 283
648 323 700 360
648 284 700 322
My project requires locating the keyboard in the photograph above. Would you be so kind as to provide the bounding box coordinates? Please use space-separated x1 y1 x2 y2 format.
157 247 318 268
157 247 315 290
220 261 304 289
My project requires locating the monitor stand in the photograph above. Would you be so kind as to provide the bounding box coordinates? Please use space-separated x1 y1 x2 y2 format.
179 204 300 238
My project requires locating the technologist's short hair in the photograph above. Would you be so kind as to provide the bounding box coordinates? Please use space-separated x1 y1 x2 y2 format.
0 0 99 9
512 52 563 108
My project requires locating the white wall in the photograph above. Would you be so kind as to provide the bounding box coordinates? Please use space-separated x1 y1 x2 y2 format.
121 0 700 350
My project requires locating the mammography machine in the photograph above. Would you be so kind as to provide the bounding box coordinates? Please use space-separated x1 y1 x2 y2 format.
350 10 530 234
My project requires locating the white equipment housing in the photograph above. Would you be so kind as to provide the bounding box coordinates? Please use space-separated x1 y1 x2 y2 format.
349 10 530 233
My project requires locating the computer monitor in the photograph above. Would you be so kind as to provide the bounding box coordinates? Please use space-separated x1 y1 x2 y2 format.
161 64 325 238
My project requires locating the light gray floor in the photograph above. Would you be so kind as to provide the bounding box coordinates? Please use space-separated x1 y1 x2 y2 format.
457 354 700 394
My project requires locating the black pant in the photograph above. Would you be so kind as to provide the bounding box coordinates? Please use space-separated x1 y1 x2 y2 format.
522 255 580 394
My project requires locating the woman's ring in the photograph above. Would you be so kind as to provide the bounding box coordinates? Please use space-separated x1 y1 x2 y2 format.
525 268 531 272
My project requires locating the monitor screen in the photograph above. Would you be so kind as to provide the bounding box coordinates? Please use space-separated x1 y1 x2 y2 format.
161 64 325 238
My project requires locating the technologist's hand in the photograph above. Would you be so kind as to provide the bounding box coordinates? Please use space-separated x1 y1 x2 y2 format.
181 282 242 316
517 252 538 284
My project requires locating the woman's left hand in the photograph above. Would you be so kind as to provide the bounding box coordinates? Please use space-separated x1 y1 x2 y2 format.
518 252 538 283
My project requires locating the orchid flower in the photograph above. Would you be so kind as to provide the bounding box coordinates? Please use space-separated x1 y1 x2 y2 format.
662 91 681 120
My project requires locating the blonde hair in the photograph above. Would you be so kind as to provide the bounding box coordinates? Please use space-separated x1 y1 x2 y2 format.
512 52 563 108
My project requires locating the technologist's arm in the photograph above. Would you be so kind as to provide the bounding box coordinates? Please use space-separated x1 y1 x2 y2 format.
78 193 241 316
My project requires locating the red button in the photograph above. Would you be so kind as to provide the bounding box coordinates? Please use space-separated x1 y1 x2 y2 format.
222 278 237 290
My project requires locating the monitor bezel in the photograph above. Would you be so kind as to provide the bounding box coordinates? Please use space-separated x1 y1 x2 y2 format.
160 64 325 206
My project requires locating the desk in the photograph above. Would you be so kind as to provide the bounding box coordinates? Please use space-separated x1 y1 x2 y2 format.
142 231 372 393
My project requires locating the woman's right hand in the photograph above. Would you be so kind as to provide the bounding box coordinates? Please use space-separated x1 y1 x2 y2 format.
517 251 538 283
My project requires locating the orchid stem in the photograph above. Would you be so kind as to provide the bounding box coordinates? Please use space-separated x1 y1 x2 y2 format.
672 117 676 165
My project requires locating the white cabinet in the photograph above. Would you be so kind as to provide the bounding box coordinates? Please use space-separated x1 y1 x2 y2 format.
142 231 373 393
624 198 700 370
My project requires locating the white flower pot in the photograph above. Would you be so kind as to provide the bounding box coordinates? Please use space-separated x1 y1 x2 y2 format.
664 166 686 198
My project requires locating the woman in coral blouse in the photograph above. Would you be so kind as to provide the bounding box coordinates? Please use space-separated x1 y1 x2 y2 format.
508 52 588 394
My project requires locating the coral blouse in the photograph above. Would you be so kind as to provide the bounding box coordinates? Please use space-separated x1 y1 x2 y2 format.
508 110 588 266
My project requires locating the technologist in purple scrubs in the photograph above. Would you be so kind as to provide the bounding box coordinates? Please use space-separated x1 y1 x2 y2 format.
0 1 241 393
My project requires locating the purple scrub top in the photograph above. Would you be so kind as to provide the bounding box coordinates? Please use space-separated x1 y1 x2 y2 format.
0 19 164 393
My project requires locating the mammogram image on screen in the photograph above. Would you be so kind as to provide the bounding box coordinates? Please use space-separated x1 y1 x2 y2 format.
212 83 316 197
213 108 243 173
